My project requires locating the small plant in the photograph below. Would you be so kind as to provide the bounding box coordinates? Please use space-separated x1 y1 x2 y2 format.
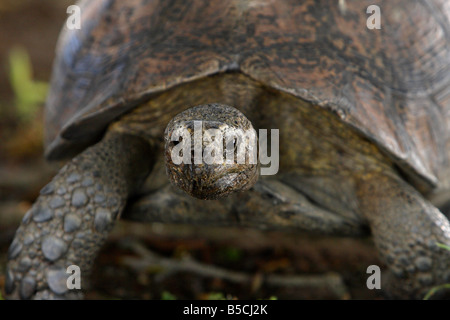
436 243 450 251
1 47 49 159
161 291 177 300
423 284 450 300
218 247 243 263
206 292 227 300
423 243 450 300
8 47 48 121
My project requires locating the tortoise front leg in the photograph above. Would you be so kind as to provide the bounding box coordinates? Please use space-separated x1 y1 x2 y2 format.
5 131 153 299
357 172 450 299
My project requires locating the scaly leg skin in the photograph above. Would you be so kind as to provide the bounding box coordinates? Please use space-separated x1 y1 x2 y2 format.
5 131 153 299
357 172 450 299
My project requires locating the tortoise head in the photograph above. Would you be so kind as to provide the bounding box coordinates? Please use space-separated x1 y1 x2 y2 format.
164 104 259 200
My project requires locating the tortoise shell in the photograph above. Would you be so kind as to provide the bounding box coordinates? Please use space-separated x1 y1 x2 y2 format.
45 0 450 194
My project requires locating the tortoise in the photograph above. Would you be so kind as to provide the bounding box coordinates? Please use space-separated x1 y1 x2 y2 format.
5 0 450 299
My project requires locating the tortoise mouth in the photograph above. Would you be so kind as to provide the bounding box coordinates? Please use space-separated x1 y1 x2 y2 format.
165 159 259 200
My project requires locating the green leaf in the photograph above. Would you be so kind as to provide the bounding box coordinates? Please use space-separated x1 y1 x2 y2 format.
207 292 226 300
219 247 243 262
436 243 450 252
423 242 450 300
8 47 48 120
423 284 450 300
161 291 177 300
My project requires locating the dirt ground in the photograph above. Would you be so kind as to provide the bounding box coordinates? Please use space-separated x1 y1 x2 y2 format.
0 0 385 300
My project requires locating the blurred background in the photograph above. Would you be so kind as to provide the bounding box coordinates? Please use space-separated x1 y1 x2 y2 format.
0 0 383 300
